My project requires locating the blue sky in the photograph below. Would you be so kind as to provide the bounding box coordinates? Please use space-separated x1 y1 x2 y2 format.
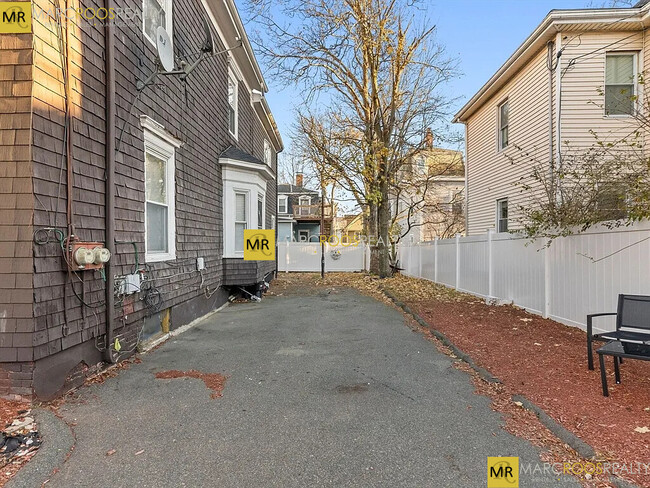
237 0 598 151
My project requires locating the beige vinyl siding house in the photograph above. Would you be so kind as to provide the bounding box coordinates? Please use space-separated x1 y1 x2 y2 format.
454 3 650 236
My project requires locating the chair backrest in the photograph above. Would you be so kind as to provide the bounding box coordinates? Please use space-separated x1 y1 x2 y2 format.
617 294 650 331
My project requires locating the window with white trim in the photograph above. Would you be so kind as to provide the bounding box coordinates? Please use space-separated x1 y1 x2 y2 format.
258 195 264 229
143 0 172 47
228 69 238 138
264 140 272 166
278 195 287 214
234 192 247 253
299 195 311 216
496 198 508 233
605 52 636 116
144 130 176 262
498 100 509 150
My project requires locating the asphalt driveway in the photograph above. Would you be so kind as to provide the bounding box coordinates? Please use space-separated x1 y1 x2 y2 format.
14 286 577 487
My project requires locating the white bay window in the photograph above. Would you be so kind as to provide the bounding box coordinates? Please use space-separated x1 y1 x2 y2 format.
220 153 274 258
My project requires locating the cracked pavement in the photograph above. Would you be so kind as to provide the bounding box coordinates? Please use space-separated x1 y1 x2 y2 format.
16 286 578 487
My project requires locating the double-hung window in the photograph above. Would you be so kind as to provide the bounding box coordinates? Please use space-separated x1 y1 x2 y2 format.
258 196 264 229
278 195 287 214
228 69 238 138
605 53 636 116
299 196 311 216
143 0 172 47
498 101 509 150
234 192 247 253
144 130 176 262
496 198 508 233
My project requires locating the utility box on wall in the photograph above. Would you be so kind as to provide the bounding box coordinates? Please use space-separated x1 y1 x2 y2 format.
69 241 111 271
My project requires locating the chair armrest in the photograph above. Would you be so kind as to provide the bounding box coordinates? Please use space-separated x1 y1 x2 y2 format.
586 313 617 319
587 313 617 338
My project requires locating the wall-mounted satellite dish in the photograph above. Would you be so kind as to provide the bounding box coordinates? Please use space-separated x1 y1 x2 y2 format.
156 26 174 72
201 16 214 55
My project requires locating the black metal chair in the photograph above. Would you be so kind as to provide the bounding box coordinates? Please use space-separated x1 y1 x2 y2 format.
587 294 650 370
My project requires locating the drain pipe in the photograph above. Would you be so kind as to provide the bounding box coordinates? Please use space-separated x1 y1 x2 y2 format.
104 0 116 363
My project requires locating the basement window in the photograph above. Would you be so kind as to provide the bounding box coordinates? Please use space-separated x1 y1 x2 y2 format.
144 129 176 262
605 52 636 116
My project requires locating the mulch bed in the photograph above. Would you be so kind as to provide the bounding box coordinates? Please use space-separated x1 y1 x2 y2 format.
273 274 650 486
409 298 650 487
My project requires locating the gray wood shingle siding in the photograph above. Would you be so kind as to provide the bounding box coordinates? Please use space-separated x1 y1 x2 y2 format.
0 0 279 399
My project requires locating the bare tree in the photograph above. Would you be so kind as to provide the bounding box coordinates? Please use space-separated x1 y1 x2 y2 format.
511 130 649 245
246 0 458 277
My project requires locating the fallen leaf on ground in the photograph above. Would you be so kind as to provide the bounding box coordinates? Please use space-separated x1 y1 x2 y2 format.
135 450 145 456
106 449 116 456
634 426 650 434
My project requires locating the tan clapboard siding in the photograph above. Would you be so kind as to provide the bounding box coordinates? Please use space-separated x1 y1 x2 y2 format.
465 29 649 237
466 48 551 236
559 31 644 149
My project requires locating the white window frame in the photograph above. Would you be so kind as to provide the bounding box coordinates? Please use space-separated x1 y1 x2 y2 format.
257 194 265 229
228 67 239 139
220 161 270 258
143 0 173 49
496 198 508 233
234 190 249 254
497 100 509 151
604 51 638 118
144 129 177 263
299 195 311 216
278 195 288 214
264 139 272 167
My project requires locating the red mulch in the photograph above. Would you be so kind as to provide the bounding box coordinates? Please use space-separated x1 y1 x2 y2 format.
409 299 650 487
154 370 228 398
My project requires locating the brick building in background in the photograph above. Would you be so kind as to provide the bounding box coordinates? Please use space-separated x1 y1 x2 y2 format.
0 0 282 399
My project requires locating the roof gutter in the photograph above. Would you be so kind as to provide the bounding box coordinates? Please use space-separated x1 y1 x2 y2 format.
453 6 649 123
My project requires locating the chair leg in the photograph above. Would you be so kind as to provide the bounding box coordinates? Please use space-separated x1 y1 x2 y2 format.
599 353 608 397
614 357 621 384
587 336 594 371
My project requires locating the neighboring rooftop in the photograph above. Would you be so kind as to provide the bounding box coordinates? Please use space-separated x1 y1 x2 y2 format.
453 2 650 123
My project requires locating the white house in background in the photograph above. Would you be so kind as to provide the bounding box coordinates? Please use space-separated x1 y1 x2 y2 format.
453 1 650 235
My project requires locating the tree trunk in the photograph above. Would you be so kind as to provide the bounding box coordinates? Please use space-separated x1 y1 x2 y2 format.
377 178 391 278
366 202 380 274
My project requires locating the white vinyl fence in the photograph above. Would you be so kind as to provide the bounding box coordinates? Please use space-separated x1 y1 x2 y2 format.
399 221 650 332
278 242 370 272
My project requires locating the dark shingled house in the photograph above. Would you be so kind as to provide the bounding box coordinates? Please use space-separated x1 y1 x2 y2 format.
0 0 282 399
